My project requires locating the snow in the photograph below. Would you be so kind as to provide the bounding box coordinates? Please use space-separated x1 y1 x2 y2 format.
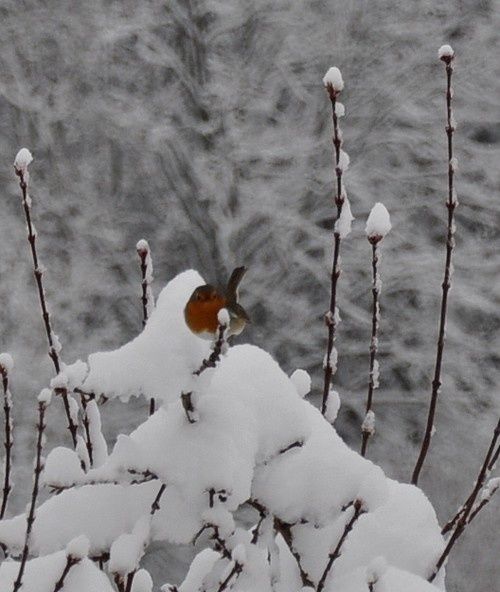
217 307 230 326
66 534 90 559
290 369 311 398
14 147 33 172
136 239 150 255
335 198 355 239
43 447 85 488
362 411 376 435
86 399 108 467
324 389 341 424
323 67 344 92
449 157 458 172
335 102 345 118
78 271 210 403
438 45 454 59
0 551 114 592
0 352 14 373
0 270 447 591
366 203 392 240
109 516 150 575
337 149 350 172
132 569 153 592
38 388 52 405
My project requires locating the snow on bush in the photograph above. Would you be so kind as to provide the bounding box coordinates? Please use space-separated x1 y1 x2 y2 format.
0 271 445 591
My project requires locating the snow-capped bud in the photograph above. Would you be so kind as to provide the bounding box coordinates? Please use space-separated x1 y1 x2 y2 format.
38 388 52 405
132 569 153 592
217 308 230 327
366 203 391 243
323 67 344 93
0 353 14 374
324 389 341 423
14 148 33 174
136 239 150 256
66 534 90 559
231 543 247 565
362 410 376 435
50 372 69 390
438 44 454 61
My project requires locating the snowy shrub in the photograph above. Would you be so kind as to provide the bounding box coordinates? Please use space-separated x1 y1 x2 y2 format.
0 42 498 592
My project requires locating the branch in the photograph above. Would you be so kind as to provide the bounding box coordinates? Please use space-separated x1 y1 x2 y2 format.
136 239 156 416
412 47 458 485
14 153 78 449
429 417 500 581
150 483 167 515
0 357 14 519
317 500 365 592
321 70 347 417
361 240 381 457
52 555 80 592
193 320 228 376
273 517 314 588
12 392 50 592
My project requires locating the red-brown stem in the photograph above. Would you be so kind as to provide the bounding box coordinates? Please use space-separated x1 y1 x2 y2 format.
0 366 13 519
361 241 381 457
52 556 80 592
412 54 457 485
317 500 364 592
441 418 500 535
14 169 78 449
12 400 48 592
429 418 500 581
137 243 155 415
322 86 345 416
274 518 314 587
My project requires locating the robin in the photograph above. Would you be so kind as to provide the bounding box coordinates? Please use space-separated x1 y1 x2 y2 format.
184 267 250 339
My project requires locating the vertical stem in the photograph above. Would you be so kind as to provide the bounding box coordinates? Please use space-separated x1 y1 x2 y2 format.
412 53 457 485
322 88 345 416
361 242 380 457
12 400 48 592
137 241 155 415
0 365 13 519
14 169 78 448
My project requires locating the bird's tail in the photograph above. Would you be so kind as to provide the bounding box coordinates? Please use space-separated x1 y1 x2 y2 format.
225 266 247 303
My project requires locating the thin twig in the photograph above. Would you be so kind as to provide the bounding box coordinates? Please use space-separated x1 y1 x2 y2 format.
322 72 347 416
273 518 314 588
150 483 167 515
429 418 500 581
0 359 14 519
412 48 458 485
193 322 228 376
317 500 365 592
52 556 80 592
361 241 381 457
12 395 50 592
137 240 155 415
215 561 242 592
14 159 78 448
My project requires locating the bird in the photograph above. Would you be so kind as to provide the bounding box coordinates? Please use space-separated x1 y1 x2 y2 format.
184 267 250 339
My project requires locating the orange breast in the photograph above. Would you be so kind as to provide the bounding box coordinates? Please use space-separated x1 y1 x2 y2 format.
185 296 227 334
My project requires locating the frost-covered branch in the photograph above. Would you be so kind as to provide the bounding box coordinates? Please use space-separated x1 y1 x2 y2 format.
412 45 458 485
361 204 391 457
317 499 365 592
0 354 14 520
53 536 90 592
429 417 500 581
13 149 78 449
136 239 156 415
12 389 51 592
321 67 353 416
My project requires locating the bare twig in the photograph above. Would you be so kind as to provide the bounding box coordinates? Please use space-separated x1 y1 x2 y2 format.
430 417 500 581
193 321 228 376
361 240 381 457
215 561 242 592
150 483 167 515
412 47 458 485
273 518 314 588
12 392 50 592
317 500 365 592
136 239 155 415
14 152 78 448
321 68 348 416
0 357 14 519
52 555 80 592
